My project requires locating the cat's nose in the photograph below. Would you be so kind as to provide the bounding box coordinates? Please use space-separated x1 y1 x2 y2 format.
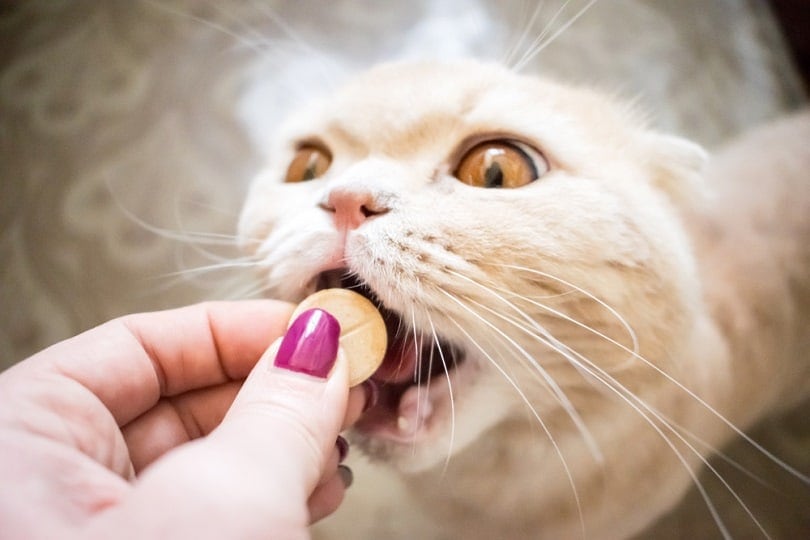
322 187 389 230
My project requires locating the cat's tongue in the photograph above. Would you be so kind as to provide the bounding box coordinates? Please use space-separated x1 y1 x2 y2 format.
368 306 420 384
371 335 419 384
364 334 437 439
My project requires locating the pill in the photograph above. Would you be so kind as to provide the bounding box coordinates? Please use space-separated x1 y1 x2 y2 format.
290 288 387 386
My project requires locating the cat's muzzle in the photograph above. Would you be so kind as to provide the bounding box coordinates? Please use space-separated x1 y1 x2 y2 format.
315 268 466 441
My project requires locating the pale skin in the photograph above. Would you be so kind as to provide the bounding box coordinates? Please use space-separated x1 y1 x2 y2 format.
0 300 368 539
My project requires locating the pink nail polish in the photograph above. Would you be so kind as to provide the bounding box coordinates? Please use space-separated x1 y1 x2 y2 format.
275 309 341 378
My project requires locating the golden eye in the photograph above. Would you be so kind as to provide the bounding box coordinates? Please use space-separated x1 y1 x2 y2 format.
454 140 547 188
284 144 332 183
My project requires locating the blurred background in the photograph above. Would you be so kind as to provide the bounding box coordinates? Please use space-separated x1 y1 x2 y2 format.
1 1 807 538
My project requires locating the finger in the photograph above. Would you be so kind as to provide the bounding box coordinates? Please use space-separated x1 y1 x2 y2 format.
24 300 295 426
122 381 242 472
211 314 350 495
342 380 377 430
318 445 341 488
122 375 367 473
307 468 351 523
90 310 352 537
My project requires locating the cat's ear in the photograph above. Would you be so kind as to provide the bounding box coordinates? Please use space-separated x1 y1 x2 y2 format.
644 133 708 207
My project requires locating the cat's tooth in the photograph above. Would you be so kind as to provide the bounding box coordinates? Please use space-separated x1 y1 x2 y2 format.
397 392 432 435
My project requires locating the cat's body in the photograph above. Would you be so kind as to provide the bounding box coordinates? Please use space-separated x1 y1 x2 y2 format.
401 107 810 540
239 60 810 539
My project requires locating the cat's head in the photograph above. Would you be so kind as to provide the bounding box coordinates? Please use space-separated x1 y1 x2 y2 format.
239 60 706 472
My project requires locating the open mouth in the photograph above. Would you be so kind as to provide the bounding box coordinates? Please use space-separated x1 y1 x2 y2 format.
315 268 466 443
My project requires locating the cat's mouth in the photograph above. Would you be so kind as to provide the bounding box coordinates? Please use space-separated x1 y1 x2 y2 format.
315 269 466 444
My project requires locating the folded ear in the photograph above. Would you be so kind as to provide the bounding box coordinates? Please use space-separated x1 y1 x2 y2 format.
644 133 709 208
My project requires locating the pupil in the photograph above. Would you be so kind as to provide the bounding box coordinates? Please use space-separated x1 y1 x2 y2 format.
302 153 320 180
302 164 317 181
484 163 503 187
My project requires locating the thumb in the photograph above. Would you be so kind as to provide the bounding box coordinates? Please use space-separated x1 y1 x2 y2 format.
88 309 350 539
214 308 350 493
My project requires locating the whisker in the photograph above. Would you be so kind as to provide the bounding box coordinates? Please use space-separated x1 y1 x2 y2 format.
469 290 746 537
141 0 272 55
501 297 769 534
205 0 271 46
501 0 549 68
443 271 603 462
410 306 422 455
445 310 587 539
496 263 809 486
572 353 737 538
494 264 635 360
509 0 573 70
427 312 456 475
450 267 770 536
513 0 599 73
156 258 263 279
488 282 637 372
221 277 273 301
245 0 341 88
104 174 253 255
667 414 777 493
557 341 766 539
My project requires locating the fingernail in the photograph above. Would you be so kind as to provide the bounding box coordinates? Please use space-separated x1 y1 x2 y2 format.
337 465 353 489
361 379 379 412
274 309 341 379
336 435 349 463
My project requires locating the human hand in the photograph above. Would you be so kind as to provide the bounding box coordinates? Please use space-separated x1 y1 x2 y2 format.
0 301 371 539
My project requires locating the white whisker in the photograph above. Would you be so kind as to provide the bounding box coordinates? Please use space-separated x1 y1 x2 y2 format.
438 289 587 538
493 263 639 356
245 0 340 88
445 310 587 539
666 415 777 493
510 0 574 70
141 0 272 55
501 0 549 68
558 340 765 539
513 0 599 73
497 263 809 486
410 306 422 454
427 313 456 475
156 259 262 279
448 266 772 536
221 277 272 301
444 271 603 462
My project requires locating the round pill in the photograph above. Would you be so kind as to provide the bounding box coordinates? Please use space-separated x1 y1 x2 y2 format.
290 288 387 386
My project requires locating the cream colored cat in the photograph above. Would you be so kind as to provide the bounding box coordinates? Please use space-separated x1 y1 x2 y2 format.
239 60 810 539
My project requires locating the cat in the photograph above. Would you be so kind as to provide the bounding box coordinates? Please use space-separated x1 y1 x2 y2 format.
238 59 810 539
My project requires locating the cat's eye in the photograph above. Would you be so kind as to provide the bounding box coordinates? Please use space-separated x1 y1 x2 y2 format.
454 140 547 188
284 144 332 183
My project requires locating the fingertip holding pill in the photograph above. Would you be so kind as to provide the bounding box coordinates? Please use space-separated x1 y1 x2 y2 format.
290 288 387 386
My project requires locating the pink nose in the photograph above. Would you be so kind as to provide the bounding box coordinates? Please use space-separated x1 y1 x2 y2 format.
325 187 388 230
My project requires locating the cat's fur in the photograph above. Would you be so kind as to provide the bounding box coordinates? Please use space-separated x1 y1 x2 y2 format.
239 60 810 539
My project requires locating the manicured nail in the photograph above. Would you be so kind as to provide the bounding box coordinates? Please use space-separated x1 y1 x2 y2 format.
337 465 353 489
274 309 341 378
361 379 379 412
336 435 349 463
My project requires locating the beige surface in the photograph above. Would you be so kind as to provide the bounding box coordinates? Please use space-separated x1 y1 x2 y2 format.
1 1 807 538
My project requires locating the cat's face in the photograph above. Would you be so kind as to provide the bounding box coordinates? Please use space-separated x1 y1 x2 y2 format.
239 60 706 472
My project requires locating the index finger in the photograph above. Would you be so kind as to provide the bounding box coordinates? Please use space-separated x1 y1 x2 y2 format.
27 300 296 426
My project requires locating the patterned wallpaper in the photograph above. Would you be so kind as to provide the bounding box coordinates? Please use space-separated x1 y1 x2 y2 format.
0 1 806 538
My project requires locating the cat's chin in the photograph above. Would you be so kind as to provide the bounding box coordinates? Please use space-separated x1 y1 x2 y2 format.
352 356 473 466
